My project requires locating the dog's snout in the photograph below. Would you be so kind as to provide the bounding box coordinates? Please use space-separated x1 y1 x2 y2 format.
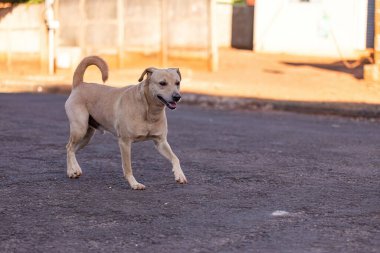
172 93 181 102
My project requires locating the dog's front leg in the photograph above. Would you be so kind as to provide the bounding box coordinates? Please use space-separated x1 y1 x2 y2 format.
154 139 187 184
118 138 146 190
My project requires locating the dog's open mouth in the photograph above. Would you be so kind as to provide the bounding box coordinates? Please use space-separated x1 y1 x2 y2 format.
157 95 177 110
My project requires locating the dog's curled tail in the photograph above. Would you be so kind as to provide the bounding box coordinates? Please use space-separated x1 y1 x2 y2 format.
72 56 109 88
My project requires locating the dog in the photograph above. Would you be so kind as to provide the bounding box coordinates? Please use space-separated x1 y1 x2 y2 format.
65 56 187 190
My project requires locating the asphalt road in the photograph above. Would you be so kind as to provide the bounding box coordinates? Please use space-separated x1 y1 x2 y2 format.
0 93 379 253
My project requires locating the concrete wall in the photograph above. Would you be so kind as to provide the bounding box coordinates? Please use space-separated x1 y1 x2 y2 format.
0 4 45 53
0 0 229 71
167 0 209 50
123 0 161 53
254 0 369 57
123 0 232 51
58 0 214 55
215 3 232 47
123 0 232 52
55 0 220 69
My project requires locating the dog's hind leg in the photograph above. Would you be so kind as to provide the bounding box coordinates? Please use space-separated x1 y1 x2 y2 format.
65 104 90 179
77 127 96 150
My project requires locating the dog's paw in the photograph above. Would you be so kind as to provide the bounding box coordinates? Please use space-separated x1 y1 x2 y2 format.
67 169 82 179
175 172 187 184
131 182 146 190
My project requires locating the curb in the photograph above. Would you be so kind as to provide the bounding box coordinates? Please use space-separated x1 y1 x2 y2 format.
182 93 380 119
1 83 380 119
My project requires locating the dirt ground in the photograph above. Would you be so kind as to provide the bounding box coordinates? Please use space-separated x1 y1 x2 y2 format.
185 49 380 103
0 93 379 252
1 49 380 105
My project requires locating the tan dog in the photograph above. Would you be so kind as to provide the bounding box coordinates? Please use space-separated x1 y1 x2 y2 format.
65 56 187 190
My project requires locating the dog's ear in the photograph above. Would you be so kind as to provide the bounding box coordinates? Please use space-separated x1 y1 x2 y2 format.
170 68 182 81
175 68 182 81
138 67 156 82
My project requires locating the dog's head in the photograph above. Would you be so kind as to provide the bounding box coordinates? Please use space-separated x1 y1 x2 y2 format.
138 67 182 110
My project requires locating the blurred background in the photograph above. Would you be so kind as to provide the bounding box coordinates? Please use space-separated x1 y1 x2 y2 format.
0 0 379 104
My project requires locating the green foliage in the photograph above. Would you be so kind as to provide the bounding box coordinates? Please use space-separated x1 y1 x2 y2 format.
216 0 246 5
0 0 44 4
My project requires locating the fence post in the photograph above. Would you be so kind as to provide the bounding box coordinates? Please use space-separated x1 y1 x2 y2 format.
117 0 125 68
208 0 218 72
375 0 380 63
6 21 12 72
79 0 85 57
160 0 168 67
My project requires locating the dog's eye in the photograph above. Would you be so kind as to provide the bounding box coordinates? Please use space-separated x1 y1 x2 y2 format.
159 81 167 86
175 81 180 86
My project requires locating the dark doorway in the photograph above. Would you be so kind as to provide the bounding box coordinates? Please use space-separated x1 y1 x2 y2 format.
231 5 254 50
366 0 375 49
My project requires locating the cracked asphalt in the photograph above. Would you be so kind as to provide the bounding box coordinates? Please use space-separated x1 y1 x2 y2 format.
0 93 379 253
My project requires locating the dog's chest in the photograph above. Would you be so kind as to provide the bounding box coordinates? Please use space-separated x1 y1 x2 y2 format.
130 122 164 142
132 131 160 142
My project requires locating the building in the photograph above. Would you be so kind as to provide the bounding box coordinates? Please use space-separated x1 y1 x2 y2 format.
0 0 376 74
254 0 374 58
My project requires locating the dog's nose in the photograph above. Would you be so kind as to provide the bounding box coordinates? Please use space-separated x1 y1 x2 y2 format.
172 93 181 102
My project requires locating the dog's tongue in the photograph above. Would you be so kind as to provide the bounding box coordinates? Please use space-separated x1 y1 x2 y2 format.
169 102 177 109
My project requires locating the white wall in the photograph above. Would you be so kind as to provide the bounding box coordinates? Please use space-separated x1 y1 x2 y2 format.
254 0 368 57
215 3 232 47
0 4 44 53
